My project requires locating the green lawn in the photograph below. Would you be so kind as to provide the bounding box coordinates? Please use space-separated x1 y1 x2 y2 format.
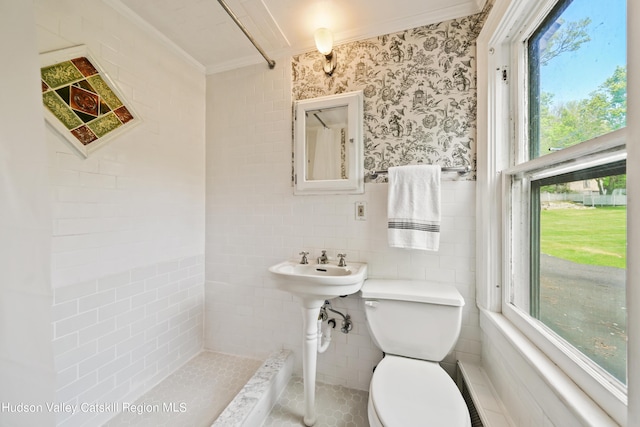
540 206 626 268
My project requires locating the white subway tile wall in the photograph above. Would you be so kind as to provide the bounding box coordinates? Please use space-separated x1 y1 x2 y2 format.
36 0 206 290
35 0 206 425
52 256 204 426
206 61 481 391
481 327 568 427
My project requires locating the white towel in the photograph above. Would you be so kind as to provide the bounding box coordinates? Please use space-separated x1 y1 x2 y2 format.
387 165 441 251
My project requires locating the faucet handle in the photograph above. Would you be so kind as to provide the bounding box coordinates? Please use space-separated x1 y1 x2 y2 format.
337 253 347 267
299 251 309 264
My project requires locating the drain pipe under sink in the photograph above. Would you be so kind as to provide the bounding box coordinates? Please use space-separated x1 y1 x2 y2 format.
317 318 333 353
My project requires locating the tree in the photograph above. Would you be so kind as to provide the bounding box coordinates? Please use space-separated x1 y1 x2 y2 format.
540 67 627 195
597 175 626 195
540 18 592 66
540 66 627 153
590 66 627 130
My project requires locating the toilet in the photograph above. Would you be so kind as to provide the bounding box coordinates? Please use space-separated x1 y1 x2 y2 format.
361 279 471 427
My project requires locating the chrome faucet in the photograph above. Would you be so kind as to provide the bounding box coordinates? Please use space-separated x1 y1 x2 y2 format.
337 253 347 267
299 251 309 264
317 250 329 264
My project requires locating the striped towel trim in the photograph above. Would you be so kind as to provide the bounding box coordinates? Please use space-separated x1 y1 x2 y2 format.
388 219 440 233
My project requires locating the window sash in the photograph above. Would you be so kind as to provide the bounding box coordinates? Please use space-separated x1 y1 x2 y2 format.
502 146 628 418
503 127 627 178
529 160 627 384
533 160 626 186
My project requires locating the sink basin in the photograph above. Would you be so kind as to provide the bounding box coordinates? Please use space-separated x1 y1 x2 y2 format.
269 260 368 299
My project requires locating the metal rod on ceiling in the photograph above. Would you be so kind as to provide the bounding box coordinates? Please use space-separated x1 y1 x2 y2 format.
216 0 276 69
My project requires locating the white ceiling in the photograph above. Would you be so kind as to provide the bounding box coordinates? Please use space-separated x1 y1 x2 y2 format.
106 0 486 74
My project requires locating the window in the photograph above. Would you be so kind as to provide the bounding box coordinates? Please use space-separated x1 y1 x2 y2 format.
498 0 627 419
532 164 626 384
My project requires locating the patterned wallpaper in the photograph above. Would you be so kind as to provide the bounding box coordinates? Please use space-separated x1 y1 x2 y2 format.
292 4 491 181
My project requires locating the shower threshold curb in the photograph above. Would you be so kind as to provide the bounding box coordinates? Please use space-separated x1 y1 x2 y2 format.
211 349 294 427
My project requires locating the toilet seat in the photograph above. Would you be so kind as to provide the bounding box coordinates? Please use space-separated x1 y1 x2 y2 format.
369 355 470 427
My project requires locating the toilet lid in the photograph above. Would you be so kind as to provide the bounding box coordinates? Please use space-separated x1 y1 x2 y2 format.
370 356 470 427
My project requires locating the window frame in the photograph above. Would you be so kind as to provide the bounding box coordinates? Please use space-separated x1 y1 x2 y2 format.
492 0 628 422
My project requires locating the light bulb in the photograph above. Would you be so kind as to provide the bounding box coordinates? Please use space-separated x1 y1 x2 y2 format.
314 28 334 56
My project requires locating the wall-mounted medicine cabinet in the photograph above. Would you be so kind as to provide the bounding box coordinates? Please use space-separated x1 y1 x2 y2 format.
293 91 364 195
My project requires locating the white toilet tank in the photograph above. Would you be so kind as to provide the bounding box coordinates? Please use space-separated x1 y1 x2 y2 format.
361 279 465 361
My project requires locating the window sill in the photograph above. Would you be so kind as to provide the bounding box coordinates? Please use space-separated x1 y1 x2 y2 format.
479 309 622 426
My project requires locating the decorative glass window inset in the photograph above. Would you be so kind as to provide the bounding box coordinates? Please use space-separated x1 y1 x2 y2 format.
40 45 140 158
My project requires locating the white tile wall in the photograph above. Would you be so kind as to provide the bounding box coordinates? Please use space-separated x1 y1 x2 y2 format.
34 1 207 425
35 0 206 290
481 313 618 427
52 256 204 426
205 60 481 391
0 3 57 426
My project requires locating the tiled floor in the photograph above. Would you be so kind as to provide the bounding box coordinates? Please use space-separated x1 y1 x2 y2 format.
263 377 369 427
105 352 262 426
104 350 368 427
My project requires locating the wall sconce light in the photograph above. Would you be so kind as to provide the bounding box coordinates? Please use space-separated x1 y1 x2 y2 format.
314 28 337 76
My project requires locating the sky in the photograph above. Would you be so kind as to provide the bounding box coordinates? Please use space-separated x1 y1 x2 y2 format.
540 0 626 107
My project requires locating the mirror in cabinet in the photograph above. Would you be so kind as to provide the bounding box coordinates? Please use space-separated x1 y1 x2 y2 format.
294 91 364 195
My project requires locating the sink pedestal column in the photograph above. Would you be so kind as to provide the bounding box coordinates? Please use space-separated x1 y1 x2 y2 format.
300 298 324 426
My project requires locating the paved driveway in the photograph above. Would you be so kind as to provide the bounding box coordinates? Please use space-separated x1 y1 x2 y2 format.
538 254 626 383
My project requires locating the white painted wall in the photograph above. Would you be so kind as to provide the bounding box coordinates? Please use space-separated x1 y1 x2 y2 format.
205 60 480 390
0 2 56 425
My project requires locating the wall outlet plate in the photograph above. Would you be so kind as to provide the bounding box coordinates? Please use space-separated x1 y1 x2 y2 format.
355 201 367 221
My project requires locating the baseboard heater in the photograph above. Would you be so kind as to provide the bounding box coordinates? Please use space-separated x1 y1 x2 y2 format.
456 361 514 427
460 372 484 427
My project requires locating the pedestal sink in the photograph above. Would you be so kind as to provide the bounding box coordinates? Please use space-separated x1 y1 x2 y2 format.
269 259 367 426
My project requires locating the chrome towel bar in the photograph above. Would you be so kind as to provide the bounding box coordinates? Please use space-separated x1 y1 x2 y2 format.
369 166 471 179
